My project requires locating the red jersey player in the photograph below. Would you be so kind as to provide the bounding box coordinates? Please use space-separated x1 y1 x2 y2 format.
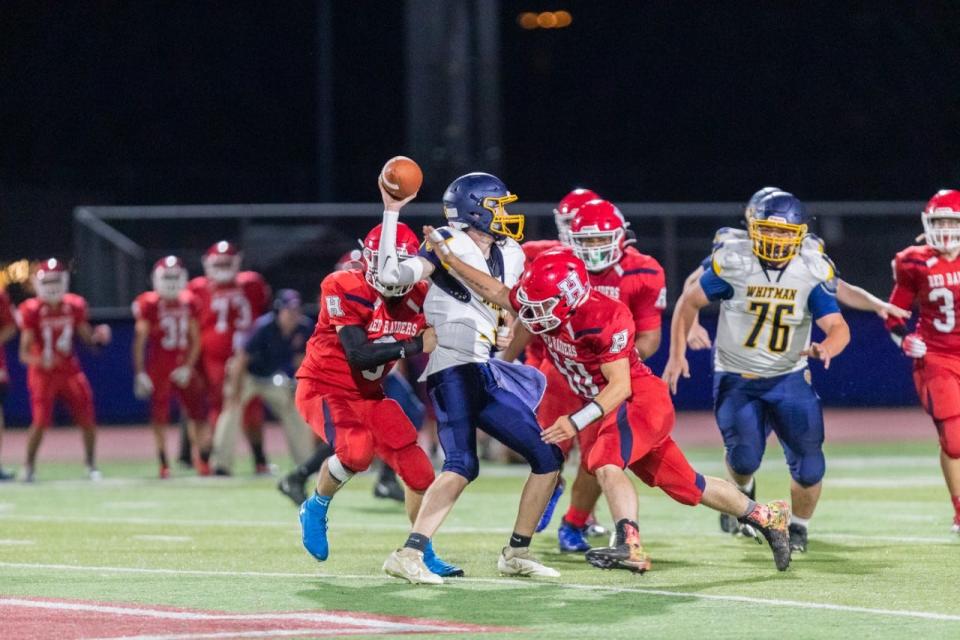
188 241 271 473
132 256 206 478
519 198 669 552
18 259 111 481
886 189 960 533
0 289 17 480
426 239 792 572
294 222 458 577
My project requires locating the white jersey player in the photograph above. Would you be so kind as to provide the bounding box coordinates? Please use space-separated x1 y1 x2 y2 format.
376 171 563 585
665 191 850 554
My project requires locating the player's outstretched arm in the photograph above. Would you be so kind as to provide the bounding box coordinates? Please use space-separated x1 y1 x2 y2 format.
541 358 632 444
802 312 850 370
336 324 433 371
423 225 513 310
663 282 711 394
377 181 434 286
500 319 532 362
683 266 712 350
836 280 911 320
77 321 111 348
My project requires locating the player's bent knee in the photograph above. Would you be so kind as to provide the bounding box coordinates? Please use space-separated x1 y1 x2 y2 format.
327 454 358 484
525 444 563 475
727 446 762 477
441 453 480 482
939 417 960 459
790 454 825 488
394 446 435 492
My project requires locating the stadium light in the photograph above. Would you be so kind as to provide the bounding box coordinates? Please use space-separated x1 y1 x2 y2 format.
516 11 573 30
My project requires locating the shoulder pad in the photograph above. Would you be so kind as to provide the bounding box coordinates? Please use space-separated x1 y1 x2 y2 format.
799 247 837 282
803 233 826 252
711 238 754 276
712 226 747 247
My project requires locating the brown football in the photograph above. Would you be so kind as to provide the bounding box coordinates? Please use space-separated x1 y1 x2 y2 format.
379 156 423 199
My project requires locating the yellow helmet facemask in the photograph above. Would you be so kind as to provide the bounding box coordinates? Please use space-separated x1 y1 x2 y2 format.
483 194 525 241
748 218 807 263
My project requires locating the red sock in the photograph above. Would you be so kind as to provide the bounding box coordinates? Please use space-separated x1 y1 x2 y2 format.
951 496 960 519
564 506 590 528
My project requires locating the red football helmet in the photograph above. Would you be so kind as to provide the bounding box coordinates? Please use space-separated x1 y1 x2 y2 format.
361 223 420 297
334 249 364 272
554 188 599 245
570 199 626 272
202 241 241 284
515 248 591 334
152 255 188 300
922 190 960 253
34 258 70 303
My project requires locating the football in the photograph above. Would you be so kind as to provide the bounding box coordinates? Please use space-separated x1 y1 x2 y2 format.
379 155 423 199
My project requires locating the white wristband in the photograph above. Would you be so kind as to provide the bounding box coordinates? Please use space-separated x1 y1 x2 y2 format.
429 229 451 256
569 401 604 431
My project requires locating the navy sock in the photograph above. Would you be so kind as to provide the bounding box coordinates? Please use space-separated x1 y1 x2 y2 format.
404 533 430 552
509 532 532 549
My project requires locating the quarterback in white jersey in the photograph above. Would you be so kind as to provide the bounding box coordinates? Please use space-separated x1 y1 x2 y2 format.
665 191 850 554
376 172 563 585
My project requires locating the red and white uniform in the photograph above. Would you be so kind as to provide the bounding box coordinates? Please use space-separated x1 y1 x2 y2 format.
188 271 270 422
295 269 433 489
0 290 16 387
510 286 703 506
521 240 563 369
132 291 205 424
888 245 960 456
526 244 668 454
18 294 95 428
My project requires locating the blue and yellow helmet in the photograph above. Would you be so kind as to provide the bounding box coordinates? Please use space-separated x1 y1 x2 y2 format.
748 192 810 263
442 172 524 241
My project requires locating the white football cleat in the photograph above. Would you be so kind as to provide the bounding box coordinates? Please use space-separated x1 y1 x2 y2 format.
951 517 960 535
498 546 560 578
87 467 102 482
383 548 444 585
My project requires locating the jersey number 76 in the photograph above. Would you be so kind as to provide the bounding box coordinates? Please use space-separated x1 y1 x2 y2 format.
744 302 794 353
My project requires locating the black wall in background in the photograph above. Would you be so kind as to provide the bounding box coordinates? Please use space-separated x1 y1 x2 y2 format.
2 2 959 259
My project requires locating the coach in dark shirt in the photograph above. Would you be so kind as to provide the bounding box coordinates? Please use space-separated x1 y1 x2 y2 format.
211 289 315 473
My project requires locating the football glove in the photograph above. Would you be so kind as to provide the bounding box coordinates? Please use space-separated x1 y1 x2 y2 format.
134 372 154 399
902 333 927 359
169 365 193 388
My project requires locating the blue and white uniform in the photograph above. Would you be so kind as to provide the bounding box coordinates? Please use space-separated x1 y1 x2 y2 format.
699 236 840 487
378 211 562 483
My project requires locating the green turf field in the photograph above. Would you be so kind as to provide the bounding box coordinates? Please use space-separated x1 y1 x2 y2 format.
2 439 959 639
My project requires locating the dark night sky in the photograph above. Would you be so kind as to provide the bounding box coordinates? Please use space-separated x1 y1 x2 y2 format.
2 1 960 258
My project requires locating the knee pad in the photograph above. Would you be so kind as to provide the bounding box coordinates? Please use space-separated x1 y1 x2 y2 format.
726 445 762 477
938 416 960 459
526 442 563 475
327 454 357 485
441 451 480 482
393 445 435 492
789 451 825 488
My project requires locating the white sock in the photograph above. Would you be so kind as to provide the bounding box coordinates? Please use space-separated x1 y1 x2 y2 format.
791 515 810 529
737 478 755 494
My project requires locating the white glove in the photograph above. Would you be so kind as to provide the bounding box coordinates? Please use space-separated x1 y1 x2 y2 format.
169 365 193 388
902 333 927 359
93 324 112 346
428 228 451 256
134 372 154 399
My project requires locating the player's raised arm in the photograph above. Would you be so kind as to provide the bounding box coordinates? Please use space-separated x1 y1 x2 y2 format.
377 181 434 286
422 225 513 310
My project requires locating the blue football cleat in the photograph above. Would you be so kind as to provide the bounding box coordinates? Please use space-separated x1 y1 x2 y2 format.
535 478 565 533
423 540 464 577
558 519 591 553
299 493 330 561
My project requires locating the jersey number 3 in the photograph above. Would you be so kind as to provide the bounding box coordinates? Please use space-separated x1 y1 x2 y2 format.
930 287 956 333
745 302 793 353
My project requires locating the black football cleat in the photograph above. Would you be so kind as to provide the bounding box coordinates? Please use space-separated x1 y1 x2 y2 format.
789 523 808 553
278 474 308 506
585 544 651 574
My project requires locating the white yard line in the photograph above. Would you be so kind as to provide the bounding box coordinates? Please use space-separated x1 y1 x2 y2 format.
101 631 368 639
2 562 960 623
0 513 956 544
0 539 34 545
132 535 193 543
